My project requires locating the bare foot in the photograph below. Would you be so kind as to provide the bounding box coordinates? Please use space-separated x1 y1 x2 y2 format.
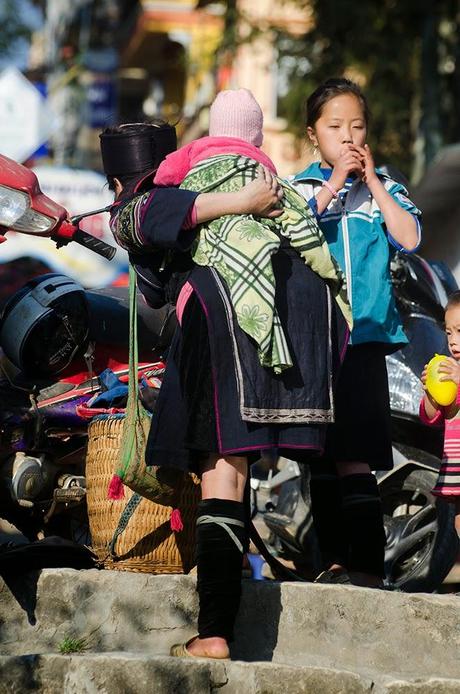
186 636 230 659
349 571 384 588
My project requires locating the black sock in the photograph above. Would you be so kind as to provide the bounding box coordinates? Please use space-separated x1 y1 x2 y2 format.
309 472 349 570
340 473 386 578
196 498 247 641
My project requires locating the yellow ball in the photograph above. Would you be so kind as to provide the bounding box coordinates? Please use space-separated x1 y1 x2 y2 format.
425 354 458 406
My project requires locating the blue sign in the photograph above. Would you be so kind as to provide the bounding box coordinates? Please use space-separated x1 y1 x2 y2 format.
86 77 117 128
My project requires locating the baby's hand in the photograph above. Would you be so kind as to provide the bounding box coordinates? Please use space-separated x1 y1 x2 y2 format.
438 357 460 384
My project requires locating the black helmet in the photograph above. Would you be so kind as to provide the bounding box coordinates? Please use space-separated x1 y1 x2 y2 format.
0 273 88 376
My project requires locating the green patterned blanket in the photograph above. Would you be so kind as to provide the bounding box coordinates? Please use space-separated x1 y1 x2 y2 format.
180 154 351 373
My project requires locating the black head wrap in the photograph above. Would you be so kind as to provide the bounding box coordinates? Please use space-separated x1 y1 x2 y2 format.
99 123 177 178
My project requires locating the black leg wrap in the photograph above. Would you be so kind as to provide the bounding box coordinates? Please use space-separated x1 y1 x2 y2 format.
196 498 247 642
309 472 349 569
340 474 386 578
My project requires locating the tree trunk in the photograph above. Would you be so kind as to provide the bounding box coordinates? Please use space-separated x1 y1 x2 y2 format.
420 5 442 168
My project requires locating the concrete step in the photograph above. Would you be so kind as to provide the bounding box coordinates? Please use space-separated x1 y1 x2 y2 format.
1 569 459 685
0 653 459 694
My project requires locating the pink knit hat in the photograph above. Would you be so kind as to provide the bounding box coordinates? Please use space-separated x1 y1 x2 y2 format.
209 88 264 147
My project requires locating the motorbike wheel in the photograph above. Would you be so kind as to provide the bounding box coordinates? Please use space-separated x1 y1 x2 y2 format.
381 467 458 592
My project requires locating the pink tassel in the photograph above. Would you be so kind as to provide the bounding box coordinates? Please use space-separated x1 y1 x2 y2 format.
170 508 183 532
107 474 125 500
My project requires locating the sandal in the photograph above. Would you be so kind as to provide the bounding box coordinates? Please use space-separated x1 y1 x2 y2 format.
314 568 352 585
170 639 197 658
170 636 230 660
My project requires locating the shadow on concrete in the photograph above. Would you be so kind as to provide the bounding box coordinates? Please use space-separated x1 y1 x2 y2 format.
230 580 282 662
0 654 41 692
0 538 96 631
0 569 40 626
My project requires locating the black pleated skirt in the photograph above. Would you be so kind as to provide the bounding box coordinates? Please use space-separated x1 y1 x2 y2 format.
318 342 393 471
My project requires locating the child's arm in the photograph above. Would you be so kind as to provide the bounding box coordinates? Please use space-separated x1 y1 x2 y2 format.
420 393 442 423
356 144 419 251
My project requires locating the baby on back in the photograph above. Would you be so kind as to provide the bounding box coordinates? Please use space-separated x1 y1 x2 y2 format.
154 88 276 186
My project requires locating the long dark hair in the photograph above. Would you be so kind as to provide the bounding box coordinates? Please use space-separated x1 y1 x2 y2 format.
305 78 370 129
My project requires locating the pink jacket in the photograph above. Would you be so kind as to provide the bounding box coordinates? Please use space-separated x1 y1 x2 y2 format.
154 136 277 186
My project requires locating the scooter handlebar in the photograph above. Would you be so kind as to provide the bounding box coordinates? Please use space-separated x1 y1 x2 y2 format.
53 221 117 260
72 228 117 260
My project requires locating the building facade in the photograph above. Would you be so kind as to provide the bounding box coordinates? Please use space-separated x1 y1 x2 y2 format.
119 0 314 175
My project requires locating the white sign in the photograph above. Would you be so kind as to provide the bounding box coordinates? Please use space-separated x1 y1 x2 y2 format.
0 166 128 288
0 67 56 163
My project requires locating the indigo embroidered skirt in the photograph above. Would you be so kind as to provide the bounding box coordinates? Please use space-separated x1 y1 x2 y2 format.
146 248 348 471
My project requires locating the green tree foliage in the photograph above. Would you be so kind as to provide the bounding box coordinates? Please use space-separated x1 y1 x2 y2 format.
272 0 459 180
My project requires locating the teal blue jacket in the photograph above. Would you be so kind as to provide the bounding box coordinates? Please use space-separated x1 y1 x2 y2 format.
291 163 422 348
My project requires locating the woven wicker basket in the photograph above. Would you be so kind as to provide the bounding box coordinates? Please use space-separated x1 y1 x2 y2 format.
86 415 200 574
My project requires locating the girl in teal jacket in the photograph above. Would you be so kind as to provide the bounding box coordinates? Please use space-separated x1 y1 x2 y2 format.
291 77 421 588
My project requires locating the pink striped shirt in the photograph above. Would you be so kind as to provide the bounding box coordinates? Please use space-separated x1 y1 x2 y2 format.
420 388 460 496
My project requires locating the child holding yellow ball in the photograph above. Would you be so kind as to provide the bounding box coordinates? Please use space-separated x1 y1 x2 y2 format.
420 291 460 536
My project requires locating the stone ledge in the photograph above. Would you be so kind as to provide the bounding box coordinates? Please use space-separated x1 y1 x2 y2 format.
0 653 373 694
0 654 458 694
0 569 459 682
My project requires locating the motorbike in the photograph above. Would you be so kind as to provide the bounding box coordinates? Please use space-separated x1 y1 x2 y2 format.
253 251 459 592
